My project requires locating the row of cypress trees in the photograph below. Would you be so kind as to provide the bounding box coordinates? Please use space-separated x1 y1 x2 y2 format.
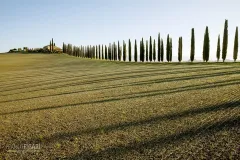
63 20 238 62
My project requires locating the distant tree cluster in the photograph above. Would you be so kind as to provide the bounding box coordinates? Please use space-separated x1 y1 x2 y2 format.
63 20 238 62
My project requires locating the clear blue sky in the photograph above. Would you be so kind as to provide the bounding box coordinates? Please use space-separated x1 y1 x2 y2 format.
0 0 239 61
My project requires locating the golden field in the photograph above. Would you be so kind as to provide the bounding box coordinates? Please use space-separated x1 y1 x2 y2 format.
0 54 239 159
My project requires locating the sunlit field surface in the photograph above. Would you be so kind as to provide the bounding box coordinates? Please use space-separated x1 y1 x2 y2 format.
0 54 239 159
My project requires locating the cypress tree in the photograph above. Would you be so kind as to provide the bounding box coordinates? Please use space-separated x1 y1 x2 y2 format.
114 42 117 61
134 39 137 62
52 38 54 53
50 41 52 53
166 35 170 62
158 33 161 62
142 38 145 62
112 43 114 60
149 36 153 62
161 39 164 62
233 27 238 62
118 41 120 61
96 45 98 59
119 47 122 62
118 41 121 61
128 39 132 62
203 26 210 62
140 41 142 62
222 20 228 62
178 37 183 62
102 44 104 60
153 39 156 62
190 28 195 62
146 40 149 62
112 43 114 61
108 43 111 60
123 41 126 61
113 43 115 60
105 45 108 60
216 35 221 62
98 45 101 59
169 38 172 62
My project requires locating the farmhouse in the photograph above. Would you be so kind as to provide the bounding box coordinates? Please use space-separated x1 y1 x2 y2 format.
43 45 62 53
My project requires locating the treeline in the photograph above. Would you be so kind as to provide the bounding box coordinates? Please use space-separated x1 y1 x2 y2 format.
63 20 239 62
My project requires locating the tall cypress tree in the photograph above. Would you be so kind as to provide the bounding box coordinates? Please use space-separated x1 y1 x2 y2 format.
112 43 114 60
166 35 170 62
111 43 114 60
140 41 142 62
153 39 156 62
203 26 210 62
102 44 104 60
112 43 115 61
114 42 117 61
222 20 228 62
129 39 132 62
105 45 107 60
149 36 153 62
146 40 149 62
169 38 172 62
50 41 52 53
95 45 98 59
178 37 183 62
233 27 238 62
142 38 145 62
123 41 126 61
158 33 161 62
113 43 115 60
108 44 111 60
216 35 221 62
134 39 137 62
118 41 120 61
52 38 54 53
98 45 101 59
190 28 195 62
161 39 164 62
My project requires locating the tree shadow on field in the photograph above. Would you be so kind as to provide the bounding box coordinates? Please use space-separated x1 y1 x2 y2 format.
0 78 239 116
0 66 238 97
0 65 180 91
66 117 240 160
74 117 240 159
0 67 94 84
22 100 240 145
0 65 221 93
0 77 239 104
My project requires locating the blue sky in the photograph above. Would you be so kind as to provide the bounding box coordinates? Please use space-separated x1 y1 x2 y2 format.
0 0 239 61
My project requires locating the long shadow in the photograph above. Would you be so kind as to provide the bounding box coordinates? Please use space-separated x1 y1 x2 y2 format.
0 67 90 82
1 79 239 116
67 117 240 159
0 67 238 97
0 57 165 82
0 65 173 88
0 65 92 82
0 62 234 89
1 78 239 104
0 65 181 89
0 64 108 86
0 57 128 82
0 65 219 92
21 100 240 144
